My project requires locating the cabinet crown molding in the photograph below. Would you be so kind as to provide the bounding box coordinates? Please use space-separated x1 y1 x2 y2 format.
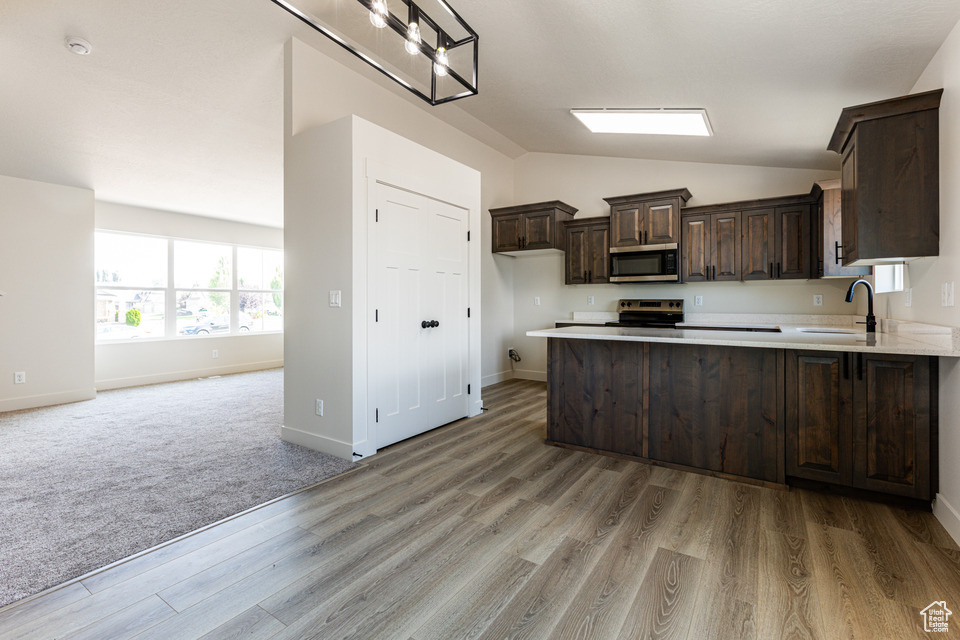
602 188 692 206
489 200 577 216
828 89 943 153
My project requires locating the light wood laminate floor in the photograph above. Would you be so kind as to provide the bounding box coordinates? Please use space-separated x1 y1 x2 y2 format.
1 379 959 639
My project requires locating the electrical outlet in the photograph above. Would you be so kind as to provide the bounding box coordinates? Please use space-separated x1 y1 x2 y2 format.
14 372 25 384
587 295 595 305
942 282 955 307
211 349 219 359
694 296 703 306
534 296 541 306
813 294 823 307
905 288 913 307
329 290 342 308
316 399 324 416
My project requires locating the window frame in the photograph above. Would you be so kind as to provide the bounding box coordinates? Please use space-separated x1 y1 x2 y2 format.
95 231 283 343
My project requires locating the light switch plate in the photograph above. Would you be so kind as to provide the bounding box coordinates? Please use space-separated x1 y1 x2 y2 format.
813 294 823 307
694 296 703 306
329 290 342 308
905 288 912 307
942 282 954 307
587 296 595 305
534 296 541 306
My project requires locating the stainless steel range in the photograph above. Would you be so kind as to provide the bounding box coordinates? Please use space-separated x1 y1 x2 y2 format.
606 299 684 328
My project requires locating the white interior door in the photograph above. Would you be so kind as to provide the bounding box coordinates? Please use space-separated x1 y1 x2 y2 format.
374 182 469 449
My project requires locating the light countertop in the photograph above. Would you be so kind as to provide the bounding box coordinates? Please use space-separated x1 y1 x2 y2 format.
527 317 960 357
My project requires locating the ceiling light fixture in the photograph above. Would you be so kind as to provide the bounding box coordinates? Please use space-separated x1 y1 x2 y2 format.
270 0 478 106
64 36 92 56
571 109 714 137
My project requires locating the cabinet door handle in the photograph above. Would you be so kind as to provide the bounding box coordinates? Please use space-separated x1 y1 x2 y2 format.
587 269 592 283
835 241 843 265
777 262 782 278
583 270 587 283
842 353 849 379
857 353 863 380
769 262 774 278
712 265 716 280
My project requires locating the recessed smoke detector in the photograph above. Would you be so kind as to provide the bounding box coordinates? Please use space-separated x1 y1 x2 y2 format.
64 37 92 55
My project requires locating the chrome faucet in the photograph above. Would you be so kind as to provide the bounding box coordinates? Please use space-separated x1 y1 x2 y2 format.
845 279 876 333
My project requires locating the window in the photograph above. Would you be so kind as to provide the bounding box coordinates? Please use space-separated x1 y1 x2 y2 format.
238 247 283 333
95 233 167 340
94 232 283 341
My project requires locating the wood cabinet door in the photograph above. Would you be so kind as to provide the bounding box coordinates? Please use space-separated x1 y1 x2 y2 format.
840 139 859 265
785 351 853 485
491 214 522 252
522 211 555 249
852 354 931 499
741 208 775 280
711 211 741 281
644 199 679 245
647 343 781 482
547 338 643 456
822 187 871 278
564 225 589 285
681 215 710 282
776 205 811 279
587 224 611 283
610 203 644 249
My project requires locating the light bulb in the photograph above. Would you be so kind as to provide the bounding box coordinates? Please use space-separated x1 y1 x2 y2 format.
433 46 448 76
368 0 387 28
405 21 421 55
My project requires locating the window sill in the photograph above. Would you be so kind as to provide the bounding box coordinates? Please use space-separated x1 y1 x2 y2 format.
96 330 283 345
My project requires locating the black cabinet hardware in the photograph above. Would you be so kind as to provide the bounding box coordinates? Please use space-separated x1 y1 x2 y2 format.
843 352 850 379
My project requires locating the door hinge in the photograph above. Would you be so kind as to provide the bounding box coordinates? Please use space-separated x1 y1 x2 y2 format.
467 307 471 318
375 209 379 222
467 230 471 241
467 384 471 394
376 408 379 422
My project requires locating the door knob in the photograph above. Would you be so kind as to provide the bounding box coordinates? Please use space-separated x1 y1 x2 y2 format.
421 320 430 329
431 320 440 328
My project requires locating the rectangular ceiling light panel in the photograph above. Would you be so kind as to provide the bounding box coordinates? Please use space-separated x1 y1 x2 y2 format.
571 109 713 136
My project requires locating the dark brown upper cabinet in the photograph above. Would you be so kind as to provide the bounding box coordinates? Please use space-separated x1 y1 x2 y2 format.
490 201 577 255
815 179 871 278
785 350 935 500
828 90 942 265
564 218 611 285
602 189 691 251
683 190 816 282
681 211 741 282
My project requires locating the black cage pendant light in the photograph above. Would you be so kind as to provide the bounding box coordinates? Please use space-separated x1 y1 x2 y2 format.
271 0 478 106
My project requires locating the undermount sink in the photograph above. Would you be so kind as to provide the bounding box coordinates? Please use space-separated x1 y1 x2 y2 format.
796 327 860 335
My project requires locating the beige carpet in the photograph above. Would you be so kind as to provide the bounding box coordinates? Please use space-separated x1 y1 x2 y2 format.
0 369 354 607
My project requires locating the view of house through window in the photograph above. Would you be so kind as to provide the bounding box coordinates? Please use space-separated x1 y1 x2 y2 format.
94 232 283 341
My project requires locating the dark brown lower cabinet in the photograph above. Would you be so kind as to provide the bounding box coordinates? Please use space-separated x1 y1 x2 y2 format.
646 343 781 483
785 350 935 500
547 338 643 456
546 338 937 502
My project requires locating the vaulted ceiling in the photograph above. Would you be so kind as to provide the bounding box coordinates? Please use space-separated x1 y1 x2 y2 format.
1 0 957 227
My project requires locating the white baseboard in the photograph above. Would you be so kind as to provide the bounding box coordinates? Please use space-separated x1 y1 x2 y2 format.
512 369 547 382
95 360 284 391
281 425 354 461
0 387 97 413
481 370 513 387
934 493 960 546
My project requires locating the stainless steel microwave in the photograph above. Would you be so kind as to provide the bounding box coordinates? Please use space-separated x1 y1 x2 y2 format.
610 245 679 282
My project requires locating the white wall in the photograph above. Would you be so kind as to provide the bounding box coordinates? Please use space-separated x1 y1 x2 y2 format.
0 175 95 411
885 20 960 542
284 38 516 388
93 201 284 389
508 152 852 377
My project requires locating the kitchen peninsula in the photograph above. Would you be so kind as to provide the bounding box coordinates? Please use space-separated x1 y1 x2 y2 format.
528 316 959 503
